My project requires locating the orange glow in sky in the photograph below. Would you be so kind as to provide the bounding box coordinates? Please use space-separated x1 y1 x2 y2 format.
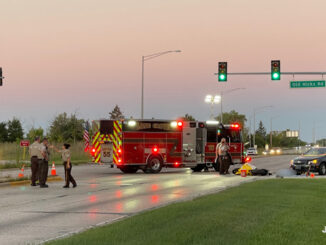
1 0 326 141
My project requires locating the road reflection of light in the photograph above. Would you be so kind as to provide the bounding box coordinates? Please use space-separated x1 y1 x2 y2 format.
115 190 123 198
151 195 160 204
125 200 139 211
115 180 122 186
89 195 97 203
163 179 182 188
114 175 122 179
115 202 123 212
170 188 185 199
88 208 99 219
124 187 138 196
151 184 158 191
90 183 98 188
20 186 26 191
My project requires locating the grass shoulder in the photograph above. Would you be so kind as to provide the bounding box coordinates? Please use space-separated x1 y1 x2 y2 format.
47 179 326 245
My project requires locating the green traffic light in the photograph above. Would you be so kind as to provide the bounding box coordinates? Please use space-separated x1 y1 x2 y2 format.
272 72 280 80
219 74 226 81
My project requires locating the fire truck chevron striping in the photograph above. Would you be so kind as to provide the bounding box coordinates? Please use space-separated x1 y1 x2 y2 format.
92 120 122 164
89 119 248 173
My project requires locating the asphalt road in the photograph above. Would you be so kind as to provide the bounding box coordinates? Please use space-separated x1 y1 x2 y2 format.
0 155 295 245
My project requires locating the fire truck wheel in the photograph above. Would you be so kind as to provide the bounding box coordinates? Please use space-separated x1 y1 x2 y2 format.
145 156 163 173
191 165 205 172
119 166 139 173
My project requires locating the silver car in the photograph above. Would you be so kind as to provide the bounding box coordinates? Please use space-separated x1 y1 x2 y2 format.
247 148 258 155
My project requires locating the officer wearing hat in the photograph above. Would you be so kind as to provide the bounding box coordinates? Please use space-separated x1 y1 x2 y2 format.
29 136 42 186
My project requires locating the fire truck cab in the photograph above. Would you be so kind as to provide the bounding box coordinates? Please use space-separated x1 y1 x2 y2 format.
90 119 244 173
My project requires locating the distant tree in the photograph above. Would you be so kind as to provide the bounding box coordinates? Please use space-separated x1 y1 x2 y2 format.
0 122 8 142
255 121 267 147
7 118 24 142
181 113 196 121
27 127 44 142
48 113 85 143
256 121 266 137
215 110 247 128
109 105 124 120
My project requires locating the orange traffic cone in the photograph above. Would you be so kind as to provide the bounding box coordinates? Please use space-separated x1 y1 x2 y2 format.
51 162 57 176
18 165 25 178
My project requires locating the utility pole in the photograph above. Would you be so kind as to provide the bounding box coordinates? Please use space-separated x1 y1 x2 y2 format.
270 117 272 148
313 121 316 145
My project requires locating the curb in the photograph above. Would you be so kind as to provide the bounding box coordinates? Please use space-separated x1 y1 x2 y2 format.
0 175 63 188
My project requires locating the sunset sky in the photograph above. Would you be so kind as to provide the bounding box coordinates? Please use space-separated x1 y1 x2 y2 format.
1 0 326 142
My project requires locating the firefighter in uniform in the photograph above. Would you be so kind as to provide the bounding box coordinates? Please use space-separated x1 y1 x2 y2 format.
39 138 50 188
219 138 230 175
52 143 77 188
29 136 41 186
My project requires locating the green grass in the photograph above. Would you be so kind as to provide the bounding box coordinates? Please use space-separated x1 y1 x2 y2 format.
0 142 91 168
47 179 326 245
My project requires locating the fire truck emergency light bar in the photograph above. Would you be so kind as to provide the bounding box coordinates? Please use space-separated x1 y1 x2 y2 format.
206 120 220 125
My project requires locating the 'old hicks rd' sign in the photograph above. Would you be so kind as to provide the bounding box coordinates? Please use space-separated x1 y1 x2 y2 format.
290 80 325 88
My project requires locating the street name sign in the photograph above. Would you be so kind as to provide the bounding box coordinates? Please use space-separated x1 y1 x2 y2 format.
20 140 30 147
290 80 325 88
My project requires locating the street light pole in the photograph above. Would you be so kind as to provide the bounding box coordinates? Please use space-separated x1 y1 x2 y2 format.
141 50 181 119
141 56 145 119
219 88 246 124
205 95 221 119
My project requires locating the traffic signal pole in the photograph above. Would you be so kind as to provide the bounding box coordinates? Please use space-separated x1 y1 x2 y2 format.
0 67 3 86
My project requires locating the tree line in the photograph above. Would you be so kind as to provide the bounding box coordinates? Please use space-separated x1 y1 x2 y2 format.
0 105 306 148
0 105 125 143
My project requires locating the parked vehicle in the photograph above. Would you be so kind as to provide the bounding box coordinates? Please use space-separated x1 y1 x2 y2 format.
89 119 249 173
290 147 326 175
247 147 258 155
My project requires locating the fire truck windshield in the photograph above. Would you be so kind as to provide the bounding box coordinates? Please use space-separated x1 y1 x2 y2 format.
220 128 242 143
207 125 242 143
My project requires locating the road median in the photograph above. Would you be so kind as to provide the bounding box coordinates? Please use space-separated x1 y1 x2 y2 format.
0 175 63 188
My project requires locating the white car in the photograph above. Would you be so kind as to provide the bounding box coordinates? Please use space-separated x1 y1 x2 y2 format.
247 148 258 155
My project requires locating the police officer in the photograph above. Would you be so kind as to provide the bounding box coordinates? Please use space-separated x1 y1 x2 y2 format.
39 138 50 188
52 143 77 188
29 136 41 186
219 138 230 175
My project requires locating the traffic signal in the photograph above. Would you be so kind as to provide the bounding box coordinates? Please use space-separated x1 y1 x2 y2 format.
0 67 2 86
218 62 227 82
271 60 280 80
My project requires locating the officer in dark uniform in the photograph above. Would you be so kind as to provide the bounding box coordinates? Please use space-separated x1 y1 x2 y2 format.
29 136 41 186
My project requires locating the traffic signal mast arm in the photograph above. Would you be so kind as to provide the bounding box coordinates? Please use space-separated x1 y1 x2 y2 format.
214 72 326 76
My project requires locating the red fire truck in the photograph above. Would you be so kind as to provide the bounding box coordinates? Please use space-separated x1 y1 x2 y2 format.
90 119 247 173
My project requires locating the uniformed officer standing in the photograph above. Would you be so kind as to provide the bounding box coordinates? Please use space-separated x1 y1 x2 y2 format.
214 141 222 171
219 138 230 175
39 138 50 188
61 144 77 188
52 143 77 188
29 136 42 186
